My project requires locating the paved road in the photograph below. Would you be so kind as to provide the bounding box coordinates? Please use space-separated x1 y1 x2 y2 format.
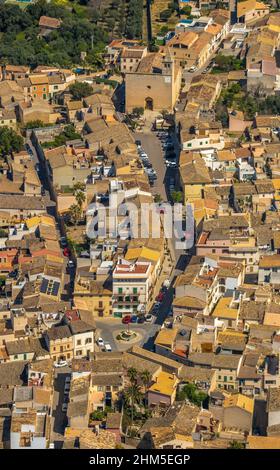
95 318 160 351
134 131 189 269
50 367 72 447
134 131 178 200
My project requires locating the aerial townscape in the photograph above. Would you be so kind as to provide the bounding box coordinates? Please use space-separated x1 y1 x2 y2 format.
2 0 280 454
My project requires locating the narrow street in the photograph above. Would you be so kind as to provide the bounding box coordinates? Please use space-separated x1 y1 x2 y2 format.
50 367 72 447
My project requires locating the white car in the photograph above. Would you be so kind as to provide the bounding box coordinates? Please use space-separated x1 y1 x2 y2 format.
62 403 68 413
166 161 177 168
64 383 70 394
104 343 112 352
188 66 197 72
97 337 104 347
145 314 153 323
68 260 74 268
54 360 68 368
65 377 71 385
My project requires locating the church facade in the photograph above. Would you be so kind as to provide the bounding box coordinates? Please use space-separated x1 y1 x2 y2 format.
125 51 182 113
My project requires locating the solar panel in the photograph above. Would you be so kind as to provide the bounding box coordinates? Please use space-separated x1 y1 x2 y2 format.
40 278 49 294
52 281 60 297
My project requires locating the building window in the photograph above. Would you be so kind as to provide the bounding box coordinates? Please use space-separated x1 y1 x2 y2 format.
118 288 123 294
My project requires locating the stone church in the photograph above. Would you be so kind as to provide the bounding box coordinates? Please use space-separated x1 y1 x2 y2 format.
125 50 182 113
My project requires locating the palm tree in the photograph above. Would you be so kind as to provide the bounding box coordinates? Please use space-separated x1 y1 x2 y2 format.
124 384 143 429
140 369 152 406
73 182 85 192
69 203 81 226
127 367 138 385
75 190 86 210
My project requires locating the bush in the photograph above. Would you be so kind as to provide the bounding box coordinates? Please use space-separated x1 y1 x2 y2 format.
160 9 173 21
25 120 46 129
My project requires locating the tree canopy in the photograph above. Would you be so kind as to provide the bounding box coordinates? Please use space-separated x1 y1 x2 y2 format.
0 127 24 157
69 81 93 100
0 1 108 68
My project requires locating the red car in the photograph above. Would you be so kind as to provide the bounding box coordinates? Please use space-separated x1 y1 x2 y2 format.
63 247 71 257
122 315 132 324
156 292 164 302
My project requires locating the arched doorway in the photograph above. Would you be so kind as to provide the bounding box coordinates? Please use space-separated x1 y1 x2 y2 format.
145 97 153 110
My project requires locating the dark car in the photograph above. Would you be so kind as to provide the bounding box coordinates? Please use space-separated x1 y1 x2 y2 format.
131 315 138 323
8 270 18 279
137 316 145 324
135 140 141 146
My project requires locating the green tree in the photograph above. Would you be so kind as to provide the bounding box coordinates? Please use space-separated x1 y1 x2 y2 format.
68 203 81 225
180 6 191 16
177 383 207 406
124 384 143 427
132 107 144 118
75 189 85 210
127 367 138 385
140 369 152 406
171 191 183 203
0 127 23 157
160 9 173 21
229 440 245 449
154 194 162 203
69 82 93 100
25 120 45 129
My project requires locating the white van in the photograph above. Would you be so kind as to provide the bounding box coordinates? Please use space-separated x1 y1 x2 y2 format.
104 343 112 352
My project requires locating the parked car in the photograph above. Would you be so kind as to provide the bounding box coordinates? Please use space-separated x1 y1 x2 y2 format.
62 403 68 413
131 315 138 323
54 360 68 368
154 301 161 309
60 237 67 248
65 377 71 385
104 343 112 352
188 66 197 72
64 384 70 394
137 315 145 324
139 151 148 159
68 260 75 268
135 140 141 147
143 161 152 168
156 292 164 302
97 337 104 347
180 329 187 336
122 315 132 324
8 270 18 279
63 247 71 257
145 314 153 323
166 161 177 168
